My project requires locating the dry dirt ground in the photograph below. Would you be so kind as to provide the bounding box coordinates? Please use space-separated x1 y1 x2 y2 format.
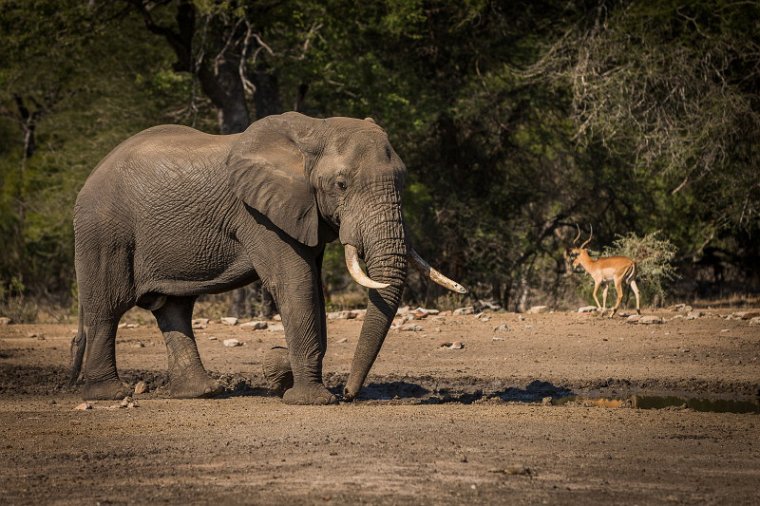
1 307 759 505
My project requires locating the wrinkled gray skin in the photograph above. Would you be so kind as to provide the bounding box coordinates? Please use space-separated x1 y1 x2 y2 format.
71 112 407 405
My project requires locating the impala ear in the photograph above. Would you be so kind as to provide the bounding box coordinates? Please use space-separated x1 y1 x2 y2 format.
227 113 319 247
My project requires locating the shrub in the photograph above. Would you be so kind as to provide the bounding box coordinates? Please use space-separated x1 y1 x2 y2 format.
603 231 678 305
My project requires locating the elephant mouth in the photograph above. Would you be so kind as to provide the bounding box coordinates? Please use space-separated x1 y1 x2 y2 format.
343 243 466 294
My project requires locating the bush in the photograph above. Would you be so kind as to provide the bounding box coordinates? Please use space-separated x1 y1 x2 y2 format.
603 231 678 305
0 277 39 323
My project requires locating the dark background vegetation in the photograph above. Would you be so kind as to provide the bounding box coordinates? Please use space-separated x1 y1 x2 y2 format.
1 0 758 321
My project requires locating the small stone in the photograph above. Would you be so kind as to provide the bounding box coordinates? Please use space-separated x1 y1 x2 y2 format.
0 317 12 325
542 396 553 406
125 323 139 329
327 310 358 320
489 465 531 476
240 321 268 330
475 313 491 322
440 341 464 350
131 342 145 348
685 310 703 320
626 315 642 323
396 306 411 315
221 317 238 326
493 323 509 333
134 381 148 395
117 322 127 329
412 307 439 319
192 318 209 329
207 336 218 340
268 323 285 332
74 402 92 411
119 396 132 408
272 314 282 321
223 338 243 347
452 306 474 316
492 336 505 341
505 464 531 475
400 323 422 332
749 317 760 326
478 300 502 311
639 315 663 325
336 337 348 343
438 310 452 316
578 306 597 313
527 305 549 314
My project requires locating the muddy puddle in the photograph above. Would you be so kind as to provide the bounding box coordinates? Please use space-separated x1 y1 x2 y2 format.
551 394 760 413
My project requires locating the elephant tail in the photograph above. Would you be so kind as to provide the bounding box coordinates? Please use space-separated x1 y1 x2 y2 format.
69 303 86 387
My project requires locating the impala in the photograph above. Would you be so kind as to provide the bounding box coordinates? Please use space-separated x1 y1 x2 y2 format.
567 225 641 317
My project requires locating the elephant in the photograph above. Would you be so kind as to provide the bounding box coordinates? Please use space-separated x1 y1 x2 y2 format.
70 112 466 405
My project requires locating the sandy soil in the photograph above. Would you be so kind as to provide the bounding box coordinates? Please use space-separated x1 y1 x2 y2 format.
1 308 759 504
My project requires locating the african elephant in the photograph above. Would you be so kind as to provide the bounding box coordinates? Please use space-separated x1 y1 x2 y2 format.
70 112 465 404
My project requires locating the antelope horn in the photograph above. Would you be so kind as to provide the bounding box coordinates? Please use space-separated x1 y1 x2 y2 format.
580 224 593 249
408 248 468 294
573 224 581 245
344 244 390 289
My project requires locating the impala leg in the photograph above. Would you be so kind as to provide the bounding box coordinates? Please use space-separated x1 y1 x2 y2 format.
602 284 609 313
630 279 641 315
592 280 603 315
611 277 624 317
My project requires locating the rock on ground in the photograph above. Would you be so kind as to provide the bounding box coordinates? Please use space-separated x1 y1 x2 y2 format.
528 306 549 314
220 317 239 326
133 381 148 395
223 338 242 347
240 321 268 330
578 306 598 313
639 315 664 325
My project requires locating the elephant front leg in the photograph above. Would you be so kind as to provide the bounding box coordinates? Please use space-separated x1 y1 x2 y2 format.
269 277 336 405
153 296 223 398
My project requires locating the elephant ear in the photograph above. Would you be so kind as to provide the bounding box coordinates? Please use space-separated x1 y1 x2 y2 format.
227 114 319 247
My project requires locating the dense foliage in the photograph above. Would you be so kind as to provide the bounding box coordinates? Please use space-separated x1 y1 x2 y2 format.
1 0 758 319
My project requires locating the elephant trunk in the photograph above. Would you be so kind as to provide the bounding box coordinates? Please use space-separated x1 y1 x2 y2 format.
343 187 408 401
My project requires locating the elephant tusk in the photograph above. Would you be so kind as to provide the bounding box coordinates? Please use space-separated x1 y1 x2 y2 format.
408 248 468 294
344 244 390 290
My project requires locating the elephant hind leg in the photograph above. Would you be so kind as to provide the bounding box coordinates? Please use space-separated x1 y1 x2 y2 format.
80 316 132 400
153 296 223 399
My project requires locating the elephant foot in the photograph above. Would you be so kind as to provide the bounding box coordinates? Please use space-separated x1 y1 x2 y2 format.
262 346 294 397
82 378 132 400
283 383 337 405
169 373 224 399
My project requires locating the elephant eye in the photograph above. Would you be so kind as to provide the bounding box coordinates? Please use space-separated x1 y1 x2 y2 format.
336 180 347 191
